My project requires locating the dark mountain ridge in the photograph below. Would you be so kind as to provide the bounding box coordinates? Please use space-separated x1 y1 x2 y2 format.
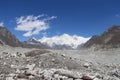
83 26 120 48
0 26 22 47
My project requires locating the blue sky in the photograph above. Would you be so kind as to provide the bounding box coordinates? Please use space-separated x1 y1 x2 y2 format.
0 0 120 41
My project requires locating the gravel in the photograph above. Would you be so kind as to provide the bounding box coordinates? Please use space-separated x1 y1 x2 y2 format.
0 45 120 80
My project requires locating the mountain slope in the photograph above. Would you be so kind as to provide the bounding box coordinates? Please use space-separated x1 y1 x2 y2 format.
83 26 120 48
0 26 22 47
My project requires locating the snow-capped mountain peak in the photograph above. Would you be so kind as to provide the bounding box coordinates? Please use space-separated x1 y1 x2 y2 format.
29 37 37 42
39 34 90 49
26 37 40 44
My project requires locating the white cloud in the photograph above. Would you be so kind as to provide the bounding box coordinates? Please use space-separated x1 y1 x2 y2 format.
0 22 4 27
39 33 90 49
43 16 57 21
15 15 56 37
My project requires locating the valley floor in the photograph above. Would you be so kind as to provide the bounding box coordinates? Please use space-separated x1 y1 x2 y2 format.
0 46 120 80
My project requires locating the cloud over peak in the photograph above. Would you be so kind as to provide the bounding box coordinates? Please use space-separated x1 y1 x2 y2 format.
15 15 56 37
39 33 90 49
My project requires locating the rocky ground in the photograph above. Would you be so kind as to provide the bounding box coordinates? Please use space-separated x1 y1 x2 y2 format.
0 46 120 80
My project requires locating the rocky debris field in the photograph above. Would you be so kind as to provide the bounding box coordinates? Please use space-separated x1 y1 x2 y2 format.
0 46 120 80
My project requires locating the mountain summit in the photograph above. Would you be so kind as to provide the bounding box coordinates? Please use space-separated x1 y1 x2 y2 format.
27 37 40 44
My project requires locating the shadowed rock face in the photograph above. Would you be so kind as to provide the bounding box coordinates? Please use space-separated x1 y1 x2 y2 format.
0 26 22 47
0 40 4 45
83 26 120 48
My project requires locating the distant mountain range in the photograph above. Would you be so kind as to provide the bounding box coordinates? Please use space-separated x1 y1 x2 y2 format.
0 25 120 49
0 27 77 49
24 37 75 50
